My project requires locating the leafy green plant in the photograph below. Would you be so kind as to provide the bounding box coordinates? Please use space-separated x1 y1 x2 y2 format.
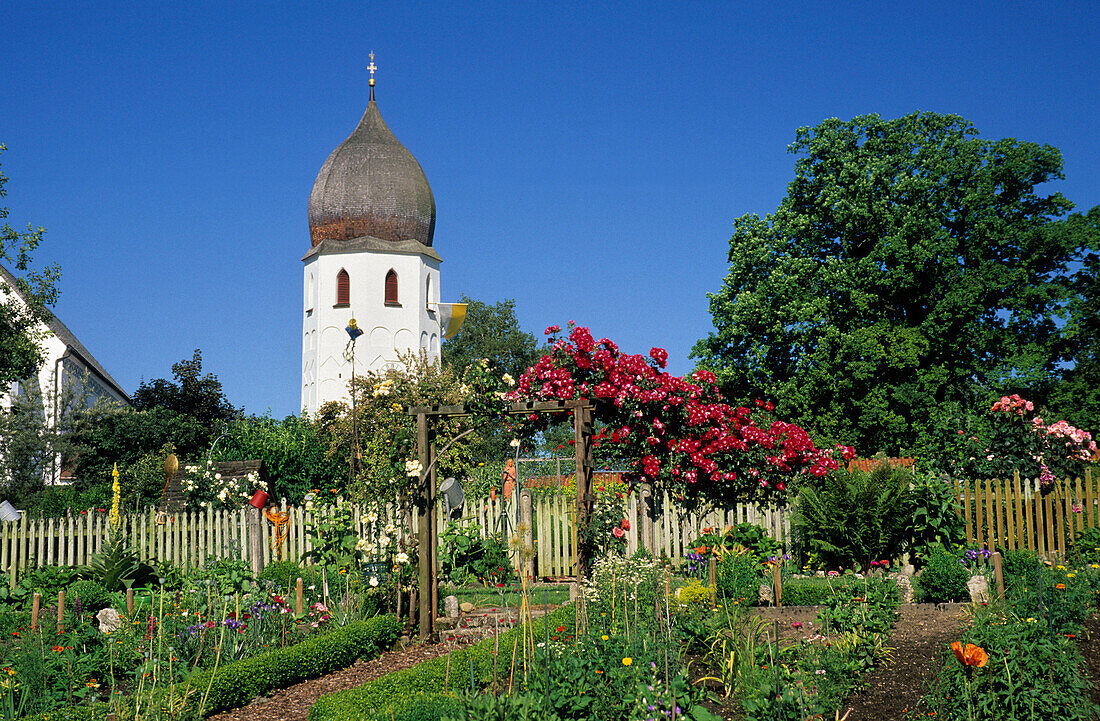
190 555 255 596
1073 525 1100 563
715 550 762 606
906 472 967 567
439 522 513 586
794 459 914 571
914 547 971 603
817 575 899 634
915 606 1098 720
76 534 158 592
66 580 109 611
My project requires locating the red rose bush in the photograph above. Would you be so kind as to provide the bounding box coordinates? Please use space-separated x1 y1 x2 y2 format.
506 325 852 510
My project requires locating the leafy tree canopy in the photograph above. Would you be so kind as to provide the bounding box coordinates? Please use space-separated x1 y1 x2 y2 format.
441 295 540 461
0 143 61 386
441 295 539 381
691 112 1099 455
132 350 241 431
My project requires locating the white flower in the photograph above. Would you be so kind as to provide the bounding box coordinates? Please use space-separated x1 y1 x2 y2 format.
369 576 379 587
384 523 397 535
405 459 423 477
378 535 390 547
356 539 369 552
510 438 521 448
362 541 376 554
395 552 409 564
214 473 222 480
361 511 378 524
502 373 515 386
305 501 314 511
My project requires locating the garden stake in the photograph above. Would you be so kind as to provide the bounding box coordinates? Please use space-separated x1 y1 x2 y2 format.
127 587 134 615
508 634 519 694
773 620 780 721
30 592 40 629
445 648 450 694
469 654 476 691
544 587 549 705
57 590 64 634
993 551 1005 598
296 577 304 616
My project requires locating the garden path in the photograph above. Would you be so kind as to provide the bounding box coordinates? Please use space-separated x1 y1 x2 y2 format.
840 603 968 720
207 638 454 721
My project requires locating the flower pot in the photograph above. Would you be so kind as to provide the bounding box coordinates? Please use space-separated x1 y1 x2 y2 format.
249 489 269 509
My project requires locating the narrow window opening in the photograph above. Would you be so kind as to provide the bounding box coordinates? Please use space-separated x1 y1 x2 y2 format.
385 269 400 306
335 269 350 307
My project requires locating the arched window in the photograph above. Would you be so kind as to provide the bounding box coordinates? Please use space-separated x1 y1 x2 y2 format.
385 269 399 306
335 269 350 307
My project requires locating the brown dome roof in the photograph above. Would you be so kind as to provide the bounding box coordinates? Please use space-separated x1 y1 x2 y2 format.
308 98 435 247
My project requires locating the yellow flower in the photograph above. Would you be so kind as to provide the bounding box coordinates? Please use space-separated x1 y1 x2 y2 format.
1056 565 1066 571
1067 573 1075 578
601 635 609 641
622 657 632 666
1091 564 1100 569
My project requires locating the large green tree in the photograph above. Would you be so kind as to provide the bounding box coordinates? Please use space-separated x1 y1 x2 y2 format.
441 295 539 381
441 295 539 462
132 350 241 430
0 144 61 386
1049 206 1100 432
692 112 1097 455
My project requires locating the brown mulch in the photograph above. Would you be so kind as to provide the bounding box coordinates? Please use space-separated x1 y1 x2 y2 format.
207 638 454 721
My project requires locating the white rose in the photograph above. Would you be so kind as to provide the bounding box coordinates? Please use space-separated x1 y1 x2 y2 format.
510 438 521 448
369 576 379 587
378 535 390 547
384 523 396 535
502 373 515 386
395 552 409 564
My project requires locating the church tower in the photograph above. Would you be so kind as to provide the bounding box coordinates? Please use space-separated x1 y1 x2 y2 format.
301 62 441 415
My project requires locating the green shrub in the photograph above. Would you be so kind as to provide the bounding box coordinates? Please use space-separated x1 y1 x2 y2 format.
817 576 899 634
1073 525 1100 563
716 550 762 606
915 547 971 603
675 578 715 606
441 690 565 721
183 614 401 715
364 692 464 721
309 606 577 721
794 460 914 571
66 579 109 611
779 576 833 606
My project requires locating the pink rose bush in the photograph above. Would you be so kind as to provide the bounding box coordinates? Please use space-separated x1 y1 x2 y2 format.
506 324 852 509
983 394 1097 488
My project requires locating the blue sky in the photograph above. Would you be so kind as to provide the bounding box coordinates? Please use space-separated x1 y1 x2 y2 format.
2 1 1098 418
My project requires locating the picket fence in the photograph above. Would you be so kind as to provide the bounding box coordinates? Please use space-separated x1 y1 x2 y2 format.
956 469 1096 560
0 491 792 585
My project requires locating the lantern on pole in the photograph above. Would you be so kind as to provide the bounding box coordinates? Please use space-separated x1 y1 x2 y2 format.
345 318 364 480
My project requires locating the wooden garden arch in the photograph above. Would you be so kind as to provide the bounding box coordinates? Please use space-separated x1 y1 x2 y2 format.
407 398 595 640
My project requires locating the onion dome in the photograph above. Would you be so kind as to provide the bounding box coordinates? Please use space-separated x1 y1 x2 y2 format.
308 88 436 247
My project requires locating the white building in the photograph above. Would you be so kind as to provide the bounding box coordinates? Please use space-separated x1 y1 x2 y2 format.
1 264 129 482
301 74 443 415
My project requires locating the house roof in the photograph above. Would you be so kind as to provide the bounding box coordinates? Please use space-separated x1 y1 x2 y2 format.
0 264 130 401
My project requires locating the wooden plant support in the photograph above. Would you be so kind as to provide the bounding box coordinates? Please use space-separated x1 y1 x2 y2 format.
57 590 65 633
993 551 1005 599
772 564 783 607
295 577 304 616
30 592 41 630
708 557 717 589
126 588 134 615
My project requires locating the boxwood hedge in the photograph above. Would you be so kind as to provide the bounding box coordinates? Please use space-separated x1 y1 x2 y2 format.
309 605 577 721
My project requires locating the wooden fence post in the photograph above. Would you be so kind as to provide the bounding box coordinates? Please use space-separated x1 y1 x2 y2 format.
296 577 304 617
30 592 40 630
248 505 264 578
57 590 65 633
993 551 1004 599
772 564 782 607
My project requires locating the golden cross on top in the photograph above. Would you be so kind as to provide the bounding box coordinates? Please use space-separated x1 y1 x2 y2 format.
367 53 377 87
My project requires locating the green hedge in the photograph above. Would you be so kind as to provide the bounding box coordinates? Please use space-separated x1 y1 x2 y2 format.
188 614 402 714
309 605 577 721
20 615 403 721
